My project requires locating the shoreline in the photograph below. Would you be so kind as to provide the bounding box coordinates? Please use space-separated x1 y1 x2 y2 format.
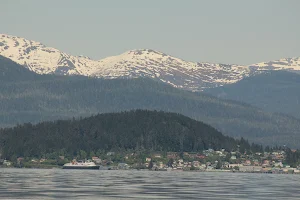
1 166 299 175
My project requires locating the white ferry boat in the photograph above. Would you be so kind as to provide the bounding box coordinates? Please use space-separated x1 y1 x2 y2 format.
63 160 99 170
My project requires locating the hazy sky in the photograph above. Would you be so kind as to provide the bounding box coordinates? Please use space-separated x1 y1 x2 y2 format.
1 0 300 64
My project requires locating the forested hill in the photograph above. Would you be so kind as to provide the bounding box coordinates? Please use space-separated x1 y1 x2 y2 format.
0 55 39 82
1 56 300 147
205 71 300 119
0 110 258 159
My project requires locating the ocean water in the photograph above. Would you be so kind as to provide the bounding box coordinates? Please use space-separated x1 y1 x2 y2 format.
0 168 299 199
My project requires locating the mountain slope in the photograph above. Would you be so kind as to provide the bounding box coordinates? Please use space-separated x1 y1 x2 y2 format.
0 34 272 91
205 71 300 119
251 57 300 71
0 55 40 82
2 34 300 91
1 56 300 147
0 110 246 159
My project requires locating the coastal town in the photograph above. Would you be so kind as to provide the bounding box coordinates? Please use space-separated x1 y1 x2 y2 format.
1 148 299 174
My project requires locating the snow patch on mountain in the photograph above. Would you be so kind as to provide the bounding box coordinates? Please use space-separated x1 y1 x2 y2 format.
250 57 300 71
1 34 299 91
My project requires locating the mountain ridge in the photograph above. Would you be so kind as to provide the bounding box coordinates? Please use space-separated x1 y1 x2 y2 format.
205 71 300 119
1 33 300 91
1 55 300 147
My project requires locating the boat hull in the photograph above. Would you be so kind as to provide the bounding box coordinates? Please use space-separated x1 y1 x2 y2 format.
62 165 100 170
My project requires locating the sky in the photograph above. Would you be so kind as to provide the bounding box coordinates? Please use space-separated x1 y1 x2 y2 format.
1 0 300 65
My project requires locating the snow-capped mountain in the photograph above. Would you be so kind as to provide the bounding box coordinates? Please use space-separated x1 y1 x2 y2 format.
0 34 95 76
250 57 300 71
1 34 299 91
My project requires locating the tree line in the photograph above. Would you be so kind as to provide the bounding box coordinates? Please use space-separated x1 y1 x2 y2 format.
0 110 263 160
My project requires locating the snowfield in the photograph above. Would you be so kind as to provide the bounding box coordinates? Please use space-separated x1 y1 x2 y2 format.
1 34 299 91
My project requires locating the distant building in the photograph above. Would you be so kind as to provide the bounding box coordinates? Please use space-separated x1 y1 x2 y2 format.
118 163 129 170
239 166 262 172
167 152 178 159
17 157 24 164
3 160 11 166
92 157 102 164
262 160 270 167
228 164 242 168
107 152 115 156
153 154 161 158
243 160 251 166
274 162 283 168
192 161 200 167
230 155 237 160
196 154 206 159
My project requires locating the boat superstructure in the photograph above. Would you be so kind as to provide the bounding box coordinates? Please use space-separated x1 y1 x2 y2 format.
63 160 100 170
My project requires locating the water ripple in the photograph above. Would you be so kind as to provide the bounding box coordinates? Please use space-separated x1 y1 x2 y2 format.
0 168 300 199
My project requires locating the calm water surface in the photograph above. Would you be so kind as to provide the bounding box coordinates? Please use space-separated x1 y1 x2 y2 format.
0 168 299 199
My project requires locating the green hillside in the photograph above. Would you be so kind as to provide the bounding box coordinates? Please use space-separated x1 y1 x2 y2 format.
0 110 257 159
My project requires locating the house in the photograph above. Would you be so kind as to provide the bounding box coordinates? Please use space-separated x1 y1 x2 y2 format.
118 163 129 170
239 166 262 172
3 160 11 166
294 169 300 174
253 160 260 166
145 157 152 162
262 160 270 167
203 149 215 156
215 151 224 156
222 162 230 168
17 157 24 164
192 161 200 167
208 149 214 153
153 154 161 158
200 164 206 169
167 152 178 159
274 162 283 168
230 155 237 160
152 162 158 169
196 154 206 159
188 153 197 159
228 164 242 169
92 157 102 164
243 160 251 166
107 152 115 156
158 162 164 169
